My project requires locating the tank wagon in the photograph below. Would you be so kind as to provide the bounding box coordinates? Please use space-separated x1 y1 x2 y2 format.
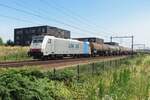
90 42 110 56
119 46 132 55
28 35 132 59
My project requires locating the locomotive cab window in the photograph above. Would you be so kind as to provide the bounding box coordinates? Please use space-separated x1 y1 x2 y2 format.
32 36 44 43
33 39 43 43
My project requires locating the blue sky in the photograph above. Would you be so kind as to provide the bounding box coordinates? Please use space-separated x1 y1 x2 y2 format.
0 0 150 48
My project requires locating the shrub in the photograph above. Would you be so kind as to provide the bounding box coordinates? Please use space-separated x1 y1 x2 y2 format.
47 70 75 82
98 79 105 98
19 69 46 78
0 69 73 100
142 56 150 66
0 37 3 45
109 69 131 99
6 39 14 46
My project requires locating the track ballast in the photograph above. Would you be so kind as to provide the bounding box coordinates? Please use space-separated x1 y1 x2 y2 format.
0 56 128 68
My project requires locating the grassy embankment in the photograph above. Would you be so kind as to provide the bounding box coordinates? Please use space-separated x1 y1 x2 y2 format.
0 46 31 62
0 54 149 100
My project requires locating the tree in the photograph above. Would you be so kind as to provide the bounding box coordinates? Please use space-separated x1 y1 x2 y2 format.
6 39 14 46
0 37 3 45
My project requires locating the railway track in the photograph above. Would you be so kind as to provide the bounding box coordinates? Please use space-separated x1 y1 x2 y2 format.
0 56 128 68
0 59 38 64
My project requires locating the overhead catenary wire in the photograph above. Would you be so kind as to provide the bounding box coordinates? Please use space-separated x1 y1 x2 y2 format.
0 3 97 36
12 0 91 33
0 14 86 37
37 0 111 38
12 0 110 38
0 3 91 36
49 0 117 35
0 14 42 25
38 0 97 29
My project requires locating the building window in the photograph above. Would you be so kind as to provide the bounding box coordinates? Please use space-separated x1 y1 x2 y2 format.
24 29 29 33
16 42 20 45
16 30 23 34
25 41 30 44
42 28 46 33
31 29 36 33
16 36 20 40
37 28 41 33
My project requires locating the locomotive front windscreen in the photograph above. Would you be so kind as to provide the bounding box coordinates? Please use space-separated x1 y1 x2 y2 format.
32 36 44 43
33 40 43 43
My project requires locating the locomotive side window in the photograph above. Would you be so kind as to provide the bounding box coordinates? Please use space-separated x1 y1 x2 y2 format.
48 39 51 43
69 44 74 48
75 44 79 48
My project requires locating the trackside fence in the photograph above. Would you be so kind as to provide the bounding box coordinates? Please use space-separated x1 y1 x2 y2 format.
51 55 134 82
48 56 135 99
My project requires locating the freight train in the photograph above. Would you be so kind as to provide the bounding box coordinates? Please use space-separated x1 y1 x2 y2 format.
28 35 132 59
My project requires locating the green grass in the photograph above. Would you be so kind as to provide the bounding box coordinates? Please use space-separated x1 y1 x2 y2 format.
0 54 150 100
0 46 32 62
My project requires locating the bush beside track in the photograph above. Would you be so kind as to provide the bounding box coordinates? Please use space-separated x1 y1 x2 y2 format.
0 54 150 99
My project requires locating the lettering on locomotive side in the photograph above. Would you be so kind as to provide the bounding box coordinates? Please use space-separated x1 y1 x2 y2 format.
69 44 79 48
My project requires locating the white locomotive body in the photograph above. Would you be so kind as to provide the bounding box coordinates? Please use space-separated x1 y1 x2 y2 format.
28 35 91 59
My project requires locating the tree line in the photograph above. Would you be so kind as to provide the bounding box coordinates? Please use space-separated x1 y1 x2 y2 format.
0 37 14 46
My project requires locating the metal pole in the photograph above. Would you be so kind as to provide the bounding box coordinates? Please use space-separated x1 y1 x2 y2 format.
92 63 94 75
53 68 56 80
110 36 112 42
131 36 134 56
53 68 56 100
77 65 80 81
111 35 134 56
103 61 105 71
